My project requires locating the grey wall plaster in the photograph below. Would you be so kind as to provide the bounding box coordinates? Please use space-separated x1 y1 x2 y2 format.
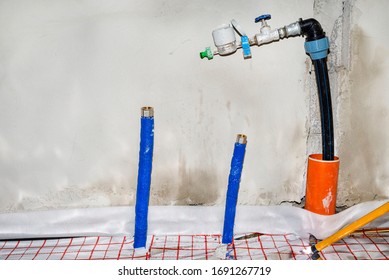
312 0 389 206
0 0 388 213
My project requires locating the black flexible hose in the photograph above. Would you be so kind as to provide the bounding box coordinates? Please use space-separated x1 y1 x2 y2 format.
300 18 335 161
312 58 334 160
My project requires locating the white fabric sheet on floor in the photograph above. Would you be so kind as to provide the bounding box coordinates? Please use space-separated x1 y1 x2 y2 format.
0 200 388 240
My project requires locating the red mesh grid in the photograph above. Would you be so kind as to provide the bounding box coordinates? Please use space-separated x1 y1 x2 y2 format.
1 228 388 260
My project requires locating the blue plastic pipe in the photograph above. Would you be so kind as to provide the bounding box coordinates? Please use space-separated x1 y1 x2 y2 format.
222 134 247 244
134 107 154 249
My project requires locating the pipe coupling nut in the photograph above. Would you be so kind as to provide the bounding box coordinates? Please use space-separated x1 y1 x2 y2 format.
304 37 329 60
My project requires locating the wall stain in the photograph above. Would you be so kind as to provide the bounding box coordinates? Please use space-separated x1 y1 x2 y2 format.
174 153 219 205
338 26 389 206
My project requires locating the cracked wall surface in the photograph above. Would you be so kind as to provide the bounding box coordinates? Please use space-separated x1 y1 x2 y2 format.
311 0 389 207
0 0 388 213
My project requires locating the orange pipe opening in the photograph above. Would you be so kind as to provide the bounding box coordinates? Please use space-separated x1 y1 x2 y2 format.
305 154 340 215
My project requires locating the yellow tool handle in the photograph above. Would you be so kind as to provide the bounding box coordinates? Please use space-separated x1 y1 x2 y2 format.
315 201 389 252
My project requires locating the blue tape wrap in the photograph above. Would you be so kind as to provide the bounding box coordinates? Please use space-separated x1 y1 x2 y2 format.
304 37 329 60
134 116 154 249
222 142 247 244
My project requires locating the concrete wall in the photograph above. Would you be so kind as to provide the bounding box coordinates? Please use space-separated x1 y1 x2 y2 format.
336 0 389 205
0 0 387 213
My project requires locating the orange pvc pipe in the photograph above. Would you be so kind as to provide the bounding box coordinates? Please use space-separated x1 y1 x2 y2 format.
305 154 340 215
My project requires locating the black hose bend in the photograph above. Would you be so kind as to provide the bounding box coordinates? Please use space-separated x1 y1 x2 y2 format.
300 18 326 41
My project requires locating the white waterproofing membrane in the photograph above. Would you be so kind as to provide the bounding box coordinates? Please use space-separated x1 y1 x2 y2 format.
0 200 388 241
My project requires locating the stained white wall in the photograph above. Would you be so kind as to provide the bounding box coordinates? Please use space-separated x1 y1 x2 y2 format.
0 0 388 213
336 0 389 205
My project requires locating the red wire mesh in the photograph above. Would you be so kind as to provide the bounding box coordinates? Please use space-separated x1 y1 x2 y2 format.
1 229 388 260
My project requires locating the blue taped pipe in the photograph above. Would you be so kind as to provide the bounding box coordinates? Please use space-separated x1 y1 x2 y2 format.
222 135 247 244
134 109 154 249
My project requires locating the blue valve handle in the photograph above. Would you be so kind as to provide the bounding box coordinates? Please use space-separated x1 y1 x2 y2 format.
241 36 251 59
255 14 271 23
